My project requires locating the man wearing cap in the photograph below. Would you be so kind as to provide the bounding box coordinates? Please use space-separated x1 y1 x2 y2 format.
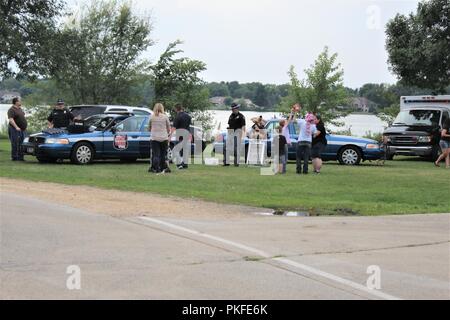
47 99 74 129
224 103 246 167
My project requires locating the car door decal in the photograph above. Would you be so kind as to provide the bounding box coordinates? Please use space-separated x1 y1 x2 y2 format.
114 134 128 150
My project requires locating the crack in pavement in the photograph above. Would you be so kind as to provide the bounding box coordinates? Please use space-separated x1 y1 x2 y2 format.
287 240 450 258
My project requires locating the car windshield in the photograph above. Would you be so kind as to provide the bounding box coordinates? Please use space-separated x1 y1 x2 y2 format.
393 110 441 127
70 106 107 119
84 115 115 130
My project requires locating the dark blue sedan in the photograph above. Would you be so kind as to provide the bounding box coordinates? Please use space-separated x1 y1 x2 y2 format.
22 114 146 164
23 114 206 165
213 119 383 165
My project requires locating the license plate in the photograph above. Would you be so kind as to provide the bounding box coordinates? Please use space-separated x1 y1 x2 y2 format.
27 147 34 154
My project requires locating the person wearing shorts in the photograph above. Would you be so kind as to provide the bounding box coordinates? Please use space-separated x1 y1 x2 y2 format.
311 114 327 174
435 118 450 169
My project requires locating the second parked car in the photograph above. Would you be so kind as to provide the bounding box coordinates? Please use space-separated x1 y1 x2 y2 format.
213 119 383 165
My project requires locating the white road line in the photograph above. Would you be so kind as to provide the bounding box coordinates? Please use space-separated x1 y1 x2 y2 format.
138 217 401 300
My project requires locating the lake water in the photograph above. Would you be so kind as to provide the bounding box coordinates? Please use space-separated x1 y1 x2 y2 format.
1 104 10 127
0 104 388 137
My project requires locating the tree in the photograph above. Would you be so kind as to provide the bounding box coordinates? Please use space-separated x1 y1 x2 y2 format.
278 66 307 113
386 0 450 93
207 82 230 97
279 47 349 124
377 104 400 126
227 81 241 98
254 83 268 107
151 40 213 129
357 83 397 109
0 0 66 79
47 0 154 104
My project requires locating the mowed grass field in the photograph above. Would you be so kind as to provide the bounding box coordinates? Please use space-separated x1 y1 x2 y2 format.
0 139 449 216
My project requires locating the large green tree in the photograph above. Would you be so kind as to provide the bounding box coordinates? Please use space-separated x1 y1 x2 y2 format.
386 0 450 93
0 0 66 79
151 40 211 118
279 47 349 123
47 0 154 104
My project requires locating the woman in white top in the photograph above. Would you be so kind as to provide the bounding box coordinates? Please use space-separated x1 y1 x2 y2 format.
149 103 171 174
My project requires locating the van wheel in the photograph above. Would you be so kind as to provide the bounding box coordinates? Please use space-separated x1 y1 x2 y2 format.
71 142 94 165
338 146 362 165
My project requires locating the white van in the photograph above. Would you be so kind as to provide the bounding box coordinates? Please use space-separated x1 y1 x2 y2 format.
69 105 152 119
384 95 450 160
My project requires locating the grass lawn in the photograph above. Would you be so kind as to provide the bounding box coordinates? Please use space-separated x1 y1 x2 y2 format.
0 138 449 216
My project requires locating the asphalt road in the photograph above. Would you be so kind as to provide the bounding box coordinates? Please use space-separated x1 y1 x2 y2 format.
1 192 449 300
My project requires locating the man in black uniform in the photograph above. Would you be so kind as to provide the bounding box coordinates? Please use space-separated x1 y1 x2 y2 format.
172 104 192 170
47 99 74 129
224 103 246 166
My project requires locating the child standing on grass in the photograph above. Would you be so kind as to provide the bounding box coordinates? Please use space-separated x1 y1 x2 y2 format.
279 112 294 174
276 126 288 174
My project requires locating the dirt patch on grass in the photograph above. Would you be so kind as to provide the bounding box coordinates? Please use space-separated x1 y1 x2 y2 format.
0 178 273 220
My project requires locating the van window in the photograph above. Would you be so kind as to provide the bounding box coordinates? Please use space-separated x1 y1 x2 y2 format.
133 109 151 115
393 110 442 127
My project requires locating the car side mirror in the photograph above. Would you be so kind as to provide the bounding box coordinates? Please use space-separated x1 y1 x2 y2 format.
111 127 117 134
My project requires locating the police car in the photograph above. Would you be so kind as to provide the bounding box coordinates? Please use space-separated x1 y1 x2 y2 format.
23 115 206 165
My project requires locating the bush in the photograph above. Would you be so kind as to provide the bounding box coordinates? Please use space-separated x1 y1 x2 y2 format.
364 131 383 143
332 128 352 136
23 105 52 133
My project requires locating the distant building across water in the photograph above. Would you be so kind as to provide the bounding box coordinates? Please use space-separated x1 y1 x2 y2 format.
0 90 21 104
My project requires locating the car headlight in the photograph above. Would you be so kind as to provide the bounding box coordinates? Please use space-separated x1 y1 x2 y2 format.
383 135 391 143
366 144 380 149
417 136 431 143
23 137 29 143
45 138 70 145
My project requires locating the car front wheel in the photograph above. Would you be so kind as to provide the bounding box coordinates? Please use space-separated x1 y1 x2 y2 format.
71 142 94 165
338 146 362 165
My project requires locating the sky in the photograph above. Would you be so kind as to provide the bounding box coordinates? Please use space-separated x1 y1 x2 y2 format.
68 0 421 89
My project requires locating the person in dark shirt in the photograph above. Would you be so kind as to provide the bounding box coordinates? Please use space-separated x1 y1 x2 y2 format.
172 103 192 169
7 97 27 161
311 114 327 174
435 118 450 169
276 126 288 174
224 103 246 166
47 99 74 129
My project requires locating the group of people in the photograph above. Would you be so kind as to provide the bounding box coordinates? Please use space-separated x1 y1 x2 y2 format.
223 103 327 174
7 97 449 172
7 97 74 161
148 103 192 174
